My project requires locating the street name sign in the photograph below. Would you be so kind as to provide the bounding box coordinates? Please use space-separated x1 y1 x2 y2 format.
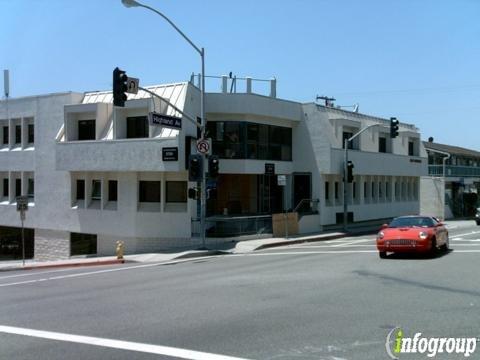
148 112 182 130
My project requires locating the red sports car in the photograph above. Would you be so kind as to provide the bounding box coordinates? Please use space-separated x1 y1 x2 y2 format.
376 216 449 258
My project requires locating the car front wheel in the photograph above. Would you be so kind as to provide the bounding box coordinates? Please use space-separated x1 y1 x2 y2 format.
441 235 449 252
379 251 387 259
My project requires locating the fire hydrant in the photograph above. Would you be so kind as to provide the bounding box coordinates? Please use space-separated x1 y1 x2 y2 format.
116 241 124 260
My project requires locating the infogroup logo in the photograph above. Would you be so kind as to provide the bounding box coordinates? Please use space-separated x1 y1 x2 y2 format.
385 327 477 359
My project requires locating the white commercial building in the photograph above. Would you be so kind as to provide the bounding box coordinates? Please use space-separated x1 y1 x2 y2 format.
0 76 427 260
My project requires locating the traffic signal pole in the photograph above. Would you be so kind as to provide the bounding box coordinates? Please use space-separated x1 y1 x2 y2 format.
342 124 383 232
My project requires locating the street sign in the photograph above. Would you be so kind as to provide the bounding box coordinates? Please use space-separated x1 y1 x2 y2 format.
148 112 182 130
16 196 28 212
126 77 139 94
277 175 286 186
196 138 211 155
265 163 275 175
162 147 178 161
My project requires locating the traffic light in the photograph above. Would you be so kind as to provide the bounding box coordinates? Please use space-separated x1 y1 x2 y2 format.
347 161 354 183
188 187 200 200
208 156 219 179
188 154 203 182
390 117 399 139
113 67 128 107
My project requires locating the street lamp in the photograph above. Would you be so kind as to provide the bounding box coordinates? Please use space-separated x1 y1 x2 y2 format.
121 0 208 249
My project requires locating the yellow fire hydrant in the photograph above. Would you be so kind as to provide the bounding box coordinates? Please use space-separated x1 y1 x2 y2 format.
116 240 124 260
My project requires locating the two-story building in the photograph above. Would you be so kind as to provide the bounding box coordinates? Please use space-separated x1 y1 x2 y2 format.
0 76 427 261
422 139 480 218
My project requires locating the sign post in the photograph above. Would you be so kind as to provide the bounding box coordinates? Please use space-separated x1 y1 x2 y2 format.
277 175 288 239
16 196 28 267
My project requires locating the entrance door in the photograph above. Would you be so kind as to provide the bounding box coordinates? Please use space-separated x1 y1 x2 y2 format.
293 173 312 212
258 175 283 214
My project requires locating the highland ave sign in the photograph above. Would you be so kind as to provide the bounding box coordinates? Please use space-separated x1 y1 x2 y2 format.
148 112 182 130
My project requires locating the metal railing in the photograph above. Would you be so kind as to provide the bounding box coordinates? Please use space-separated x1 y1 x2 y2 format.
428 165 480 177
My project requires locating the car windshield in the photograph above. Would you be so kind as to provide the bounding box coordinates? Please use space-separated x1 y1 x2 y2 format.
389 217 436 228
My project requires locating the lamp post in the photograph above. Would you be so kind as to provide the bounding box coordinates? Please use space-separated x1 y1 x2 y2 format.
121 0 208 248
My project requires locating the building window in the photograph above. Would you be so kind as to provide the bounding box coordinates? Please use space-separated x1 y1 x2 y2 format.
209 121 291 161
27 179 34 198
91 180 101 200
15 125 21 144
408 141 414 156
70 233 97 256
28 124 34 144
379 137 387 153
15 179 21 197
364 182 367 198
342 132 354 149
139 181 160 203
3 178 8 197
166 181 187 203
386 182 389 198
108 180 118 202
2 126 8 145
335 182 339 199
325 182 329 201
379 182 383 198
76 180 85 200
352 182 356 199
371 182 375 198
78 120 95 141
127 116 149 138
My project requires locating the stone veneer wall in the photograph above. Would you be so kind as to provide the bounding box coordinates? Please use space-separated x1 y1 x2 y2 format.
34 228 70 261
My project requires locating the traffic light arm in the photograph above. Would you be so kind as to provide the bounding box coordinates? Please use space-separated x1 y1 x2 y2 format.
138 86 201 129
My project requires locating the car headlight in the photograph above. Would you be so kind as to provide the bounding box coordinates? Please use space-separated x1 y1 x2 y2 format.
378 231 384 240
419 231 428 240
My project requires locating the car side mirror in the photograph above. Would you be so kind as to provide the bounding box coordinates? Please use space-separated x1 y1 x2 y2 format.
436 222 444 227
381 224 388 230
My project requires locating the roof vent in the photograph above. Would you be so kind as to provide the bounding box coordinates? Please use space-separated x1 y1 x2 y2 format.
428 137 434 143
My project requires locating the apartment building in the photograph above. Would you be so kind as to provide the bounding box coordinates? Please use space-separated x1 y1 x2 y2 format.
0 76 428 261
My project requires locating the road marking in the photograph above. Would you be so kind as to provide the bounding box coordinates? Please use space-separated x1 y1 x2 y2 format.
451 231 480 239
0 256 219 288
237 250 379 256
285 244 376 249
0 265 122 280
332 239 373 247
0 325 248 360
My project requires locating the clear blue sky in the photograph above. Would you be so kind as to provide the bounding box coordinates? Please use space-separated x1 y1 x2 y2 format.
1 0 479 149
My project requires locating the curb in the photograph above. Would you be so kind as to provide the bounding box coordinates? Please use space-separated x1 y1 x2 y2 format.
1 259 126 272
173 250 229 260
253 228 380 251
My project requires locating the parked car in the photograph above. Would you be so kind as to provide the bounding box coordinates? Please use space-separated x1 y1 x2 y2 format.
476 208 480 225
376 216 449 258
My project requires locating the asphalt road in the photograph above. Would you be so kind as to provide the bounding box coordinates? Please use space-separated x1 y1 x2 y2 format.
1 221 480 360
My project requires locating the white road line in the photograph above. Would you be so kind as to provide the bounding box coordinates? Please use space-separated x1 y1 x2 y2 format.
0 256 219 288
0 325 249 360
284 244 376 249
451 231 480 239
236 250 379 256
332 239 373 247
0 265 123 280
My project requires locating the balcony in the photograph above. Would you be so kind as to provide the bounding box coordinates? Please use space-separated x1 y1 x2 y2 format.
428 165 480 178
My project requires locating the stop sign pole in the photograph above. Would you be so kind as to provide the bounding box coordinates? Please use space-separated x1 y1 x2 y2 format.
16 196 28 267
